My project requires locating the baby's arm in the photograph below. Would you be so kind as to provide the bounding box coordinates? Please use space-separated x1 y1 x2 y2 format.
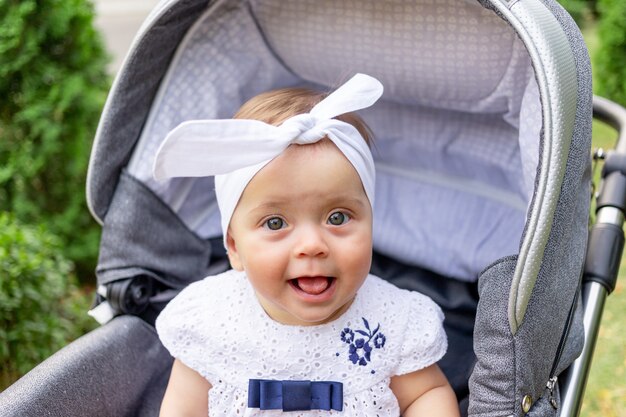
159 358 212 417
390 364 460 417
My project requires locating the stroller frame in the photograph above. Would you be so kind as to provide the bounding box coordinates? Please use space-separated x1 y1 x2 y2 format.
560 96 626 417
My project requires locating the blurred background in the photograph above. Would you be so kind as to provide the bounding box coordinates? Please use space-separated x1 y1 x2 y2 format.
0 0 624 415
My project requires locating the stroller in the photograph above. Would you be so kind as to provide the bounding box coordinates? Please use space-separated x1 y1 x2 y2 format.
1 0 625 415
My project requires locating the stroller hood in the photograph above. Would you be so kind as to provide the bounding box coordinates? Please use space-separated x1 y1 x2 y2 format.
86 0 591 414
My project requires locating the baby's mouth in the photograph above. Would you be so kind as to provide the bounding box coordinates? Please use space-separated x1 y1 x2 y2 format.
290 276 335 295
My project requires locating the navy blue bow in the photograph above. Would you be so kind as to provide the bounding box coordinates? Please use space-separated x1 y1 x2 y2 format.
247 379 343 412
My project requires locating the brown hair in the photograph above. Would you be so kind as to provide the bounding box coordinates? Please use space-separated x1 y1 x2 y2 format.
233 87 373 145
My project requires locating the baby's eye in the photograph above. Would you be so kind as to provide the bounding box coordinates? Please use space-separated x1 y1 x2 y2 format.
328 211 350 226
264 217 286 230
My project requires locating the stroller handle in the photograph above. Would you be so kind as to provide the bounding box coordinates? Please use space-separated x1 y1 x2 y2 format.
591 95 626 154
560 95 626 417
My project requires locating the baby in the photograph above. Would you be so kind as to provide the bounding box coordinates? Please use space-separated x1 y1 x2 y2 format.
153 74 459 416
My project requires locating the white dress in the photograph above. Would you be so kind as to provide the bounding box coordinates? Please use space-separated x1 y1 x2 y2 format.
156 269 447 416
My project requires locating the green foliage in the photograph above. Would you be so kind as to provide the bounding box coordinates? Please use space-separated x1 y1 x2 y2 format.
0 213 96 388
0 0 110 278
558 0 594 26
595 0 626 107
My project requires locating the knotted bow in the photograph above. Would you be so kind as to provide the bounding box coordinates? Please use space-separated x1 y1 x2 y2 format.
152 73 383 246
247 379 343 412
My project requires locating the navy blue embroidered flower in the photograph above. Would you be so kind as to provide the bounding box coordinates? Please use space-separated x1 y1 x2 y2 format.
373 333 386 348
340 318 385 367
348 338 374 366
340 328 355 344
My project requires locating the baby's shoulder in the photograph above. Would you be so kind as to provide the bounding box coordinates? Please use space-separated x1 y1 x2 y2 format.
155 270 247 383
156 269 245 328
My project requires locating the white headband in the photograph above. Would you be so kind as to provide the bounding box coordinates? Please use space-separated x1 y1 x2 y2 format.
153 73 384 246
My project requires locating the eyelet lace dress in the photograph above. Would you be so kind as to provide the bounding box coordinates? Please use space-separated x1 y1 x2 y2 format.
156 270 447 416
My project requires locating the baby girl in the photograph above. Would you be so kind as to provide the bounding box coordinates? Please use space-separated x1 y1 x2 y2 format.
153 74 459 416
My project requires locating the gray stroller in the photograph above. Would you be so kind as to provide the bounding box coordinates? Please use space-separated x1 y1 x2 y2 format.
1 0 625 416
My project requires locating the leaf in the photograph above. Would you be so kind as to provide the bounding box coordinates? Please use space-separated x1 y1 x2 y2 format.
372 324 380 336
362 317 370 330
356 330 369 337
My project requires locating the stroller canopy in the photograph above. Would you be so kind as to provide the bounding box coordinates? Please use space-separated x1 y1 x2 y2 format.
86 0 591 414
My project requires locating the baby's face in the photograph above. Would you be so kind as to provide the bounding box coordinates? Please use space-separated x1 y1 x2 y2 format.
227 140 373 326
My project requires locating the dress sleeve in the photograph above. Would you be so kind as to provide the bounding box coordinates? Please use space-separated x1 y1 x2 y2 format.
393 292 448 376
155 278 219 384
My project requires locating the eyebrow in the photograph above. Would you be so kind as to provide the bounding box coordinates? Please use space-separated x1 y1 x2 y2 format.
249 196 367 213
327 196 368 209
248 201 289 212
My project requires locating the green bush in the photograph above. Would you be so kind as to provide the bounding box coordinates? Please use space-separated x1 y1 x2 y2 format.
0 0 110 279
595 0 626 107
0 213 96 389
558 0 593 26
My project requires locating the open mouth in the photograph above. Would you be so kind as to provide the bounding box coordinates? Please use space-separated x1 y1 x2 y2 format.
289 276 336 299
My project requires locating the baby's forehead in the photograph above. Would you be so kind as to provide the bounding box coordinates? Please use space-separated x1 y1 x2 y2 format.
240 143 368 202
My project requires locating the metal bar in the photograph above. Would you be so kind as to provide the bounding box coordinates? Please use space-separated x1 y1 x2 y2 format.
559 281 608 417
592 95 626 154
559 96 626 415
596 206 625 225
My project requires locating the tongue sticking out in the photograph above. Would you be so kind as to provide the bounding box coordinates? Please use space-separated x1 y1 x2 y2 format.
295 277 330 295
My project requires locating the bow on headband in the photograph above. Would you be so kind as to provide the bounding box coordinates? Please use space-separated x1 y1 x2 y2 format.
152 73 384 246
247 379 343 412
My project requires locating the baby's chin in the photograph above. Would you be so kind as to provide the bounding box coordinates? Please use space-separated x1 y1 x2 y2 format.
255 287 357 326
288 299 356 327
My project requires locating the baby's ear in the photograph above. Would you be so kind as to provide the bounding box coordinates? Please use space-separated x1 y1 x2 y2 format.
226 231 244 271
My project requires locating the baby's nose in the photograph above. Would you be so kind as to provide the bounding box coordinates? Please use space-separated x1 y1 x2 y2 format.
293 226 329 258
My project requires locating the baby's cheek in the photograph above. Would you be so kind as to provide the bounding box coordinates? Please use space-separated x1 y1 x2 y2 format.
343 237 373 275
